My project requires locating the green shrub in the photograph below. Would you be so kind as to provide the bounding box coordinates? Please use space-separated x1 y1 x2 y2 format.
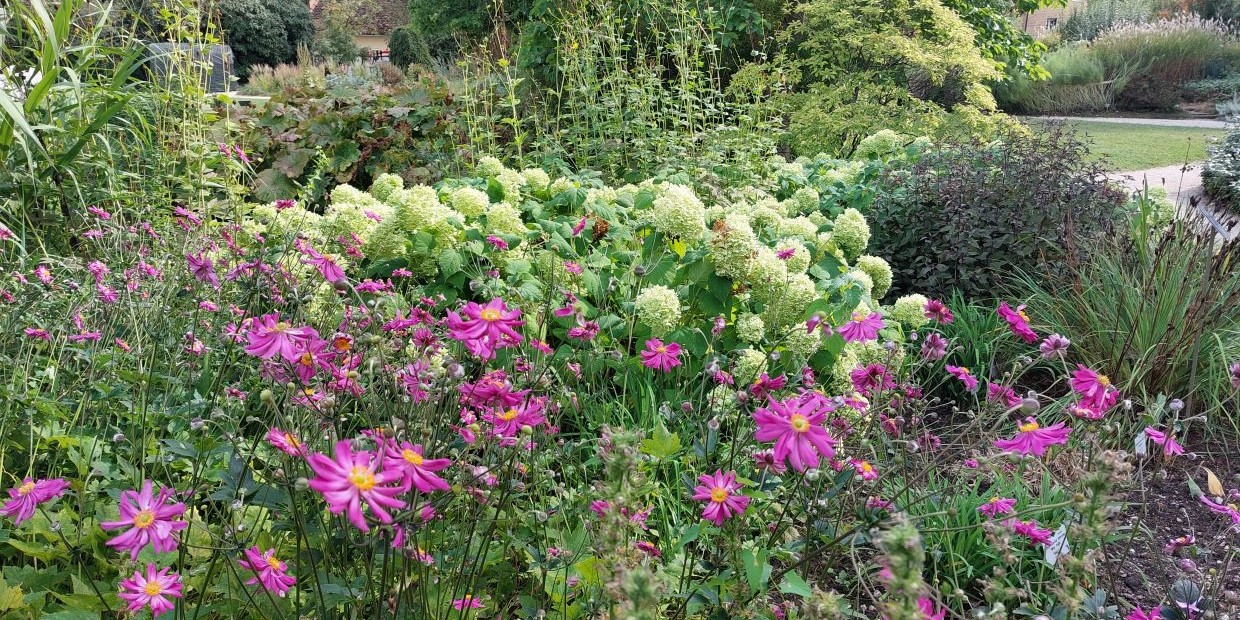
1204 123 1240 208
994 43 1135 114
1090 16 1239 109
867 126 1126 299
1182 75 1240 101
219 0 314 79
388 25 430 68
1059 0 1157 41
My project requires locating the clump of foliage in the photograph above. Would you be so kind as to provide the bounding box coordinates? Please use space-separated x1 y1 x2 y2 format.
1203 122 1240 208
218 0 315 79
867 126 1126 299
239 77 463 205
774 0 1016 157
1092 15 1240 110
388 24 431 68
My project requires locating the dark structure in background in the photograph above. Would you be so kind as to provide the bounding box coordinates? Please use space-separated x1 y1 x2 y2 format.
144 43 234 93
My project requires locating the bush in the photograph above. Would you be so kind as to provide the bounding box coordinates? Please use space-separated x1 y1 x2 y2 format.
867 126 1126 299
994 43 1134 114
1182 75 1240 101
1059 0 1157 41
388 25 430 69
218 0 314 79
1091 16 1240 109
1204 122 1240 208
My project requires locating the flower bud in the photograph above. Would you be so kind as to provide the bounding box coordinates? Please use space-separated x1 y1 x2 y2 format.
1169 399 1184 412
1020 397 1040 414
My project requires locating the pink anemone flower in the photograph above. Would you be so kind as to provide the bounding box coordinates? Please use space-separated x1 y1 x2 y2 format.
837 312 885 343
238 546 297 596
1143 426 1185 458
752 393 838 472
640 338 682 372
306 441 407 532
692 470 749 526
446 298 525 360
119 564 182 617
945 365 979 392
977 496 1016 518
993 417 1072 457
1069 365 1120 413
1 478 69 525
381 441 452 493
997 302 1038 343
100 480 189 560
244 314 318 362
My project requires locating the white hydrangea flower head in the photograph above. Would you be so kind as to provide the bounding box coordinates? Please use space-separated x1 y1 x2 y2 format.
322 202 381 243
707 384 738 417
486 202 528 237
496 168 526 203
891 294 929 329
734 348 769 385
775 238 811 274
650 183 707 242
475 156 506 178
634 285 682 337
746 246 789 304
306 281 345 328
447 186 490 217
790 186 820 215
854 129 905 160
736 313 765 343
832 208 870 260
710 215 758 280
842 268 874 298
782 326 822 362
748 200 784 232
520 168 552 193
549 177 577 195
855 255 893 300
777 216 819 241
764 273 818 328
361 219 407 262
370 173 404 203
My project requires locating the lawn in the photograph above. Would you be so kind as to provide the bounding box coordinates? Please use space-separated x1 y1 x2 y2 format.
1026 119 1224 171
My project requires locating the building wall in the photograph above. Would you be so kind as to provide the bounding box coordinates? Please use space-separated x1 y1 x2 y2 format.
1018 0 1087 34
354 35 388 51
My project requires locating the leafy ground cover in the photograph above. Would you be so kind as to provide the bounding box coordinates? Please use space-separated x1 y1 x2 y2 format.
1025 120 1224 170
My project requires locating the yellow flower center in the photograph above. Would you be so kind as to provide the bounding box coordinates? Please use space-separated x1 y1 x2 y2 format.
272 321 290 333
851 312 866 323
1018 310 1029 322
299 352 313 366
989 497 1002 504
348 466 376 492
133 509 156 529
790 414 810 433
479 309 501 322
656 345 667 354
17 482 35 496
333 337 351 352
266 555 283 570
144 581 163 596
859 461 873 473
710 487 729 503
1097 374 1111 387
958 366 971 374
1018 420 1041 433
402 449 424 466
285 434 301 449
499 408 519 421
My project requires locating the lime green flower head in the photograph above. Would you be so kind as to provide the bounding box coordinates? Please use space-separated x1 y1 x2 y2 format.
370 173 404 203
891 294 929 330
650 184 707 242
832 208 870 261
855 255 893 300
634 285 682 337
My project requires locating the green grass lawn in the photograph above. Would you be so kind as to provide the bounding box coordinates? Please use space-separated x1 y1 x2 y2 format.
1025 119 1224 171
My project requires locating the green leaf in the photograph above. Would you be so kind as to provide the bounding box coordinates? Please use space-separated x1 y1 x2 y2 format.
438 248 463 276
779 569 813 598
742 548 772 595
640 422 682 460
0 579 24 612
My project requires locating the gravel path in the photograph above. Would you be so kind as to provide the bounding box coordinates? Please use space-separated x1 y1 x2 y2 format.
1029 116 1228 129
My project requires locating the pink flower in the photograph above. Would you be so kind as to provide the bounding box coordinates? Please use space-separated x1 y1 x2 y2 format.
238 546 296 596
752 393 838 472
485 235 509 250
267 427 306 456
1126 608 1160 620
100 480 189 560
641 339 682 372
381 441 451 493
572 216 589 236
453 595 484 610
1008 519 1053 545
635 540 661 558
993 417 1072 457
923 298 954 324
776 247 795 260
1039 334 1070 359
88 205 112 220
23 327 50 341
1144 426 1184 457
921 333 948 360
564 261 582 274
484 398 546 438
918 597 946 620
1230 361 1240 389
986 382 1021 408
946 365 978 392
752 449 787 474
274 198 297 210
118 564 182 617
302 249 346 283
997 302 1038 343
244 314 318 362
692 470 749 526
977 496 1016 517
850 363 894 397
749 373 786 399
1199 494 1240 531
446 298 525 360
850 459 878 480
34 265 52 285
306 441 407 532
1070 365 1120 413
1 478 68 525
1164 534 1195 554
837 312 884 343
186 252 219 288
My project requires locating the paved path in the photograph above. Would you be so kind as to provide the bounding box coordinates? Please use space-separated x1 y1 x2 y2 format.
1028 116 1228 129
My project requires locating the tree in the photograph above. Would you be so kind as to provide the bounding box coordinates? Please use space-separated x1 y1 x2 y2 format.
218 0 314 78
389 25 430 68
941 0 1066 80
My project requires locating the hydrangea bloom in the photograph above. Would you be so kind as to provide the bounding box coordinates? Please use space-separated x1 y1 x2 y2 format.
978 497 1016 517
692 470 750 526
101 480 188 560
238 546 296 596
634 286 681 337
708 215 758 279
890 294 929 329
855 256 893 299
837 312 884 343
831 208 870 260
946 365 978 392
446 298 525 360
997 302 1038 343
993 417 1072 457
1 478 68 525
640 338 683 372
753 393 838 471
1069 365 1120 412
307 441 407 532
650 184 707 241
1144 426 1184 457
119 564 182 617
381 441 451 493
245 314 318 362
735 313 765 343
